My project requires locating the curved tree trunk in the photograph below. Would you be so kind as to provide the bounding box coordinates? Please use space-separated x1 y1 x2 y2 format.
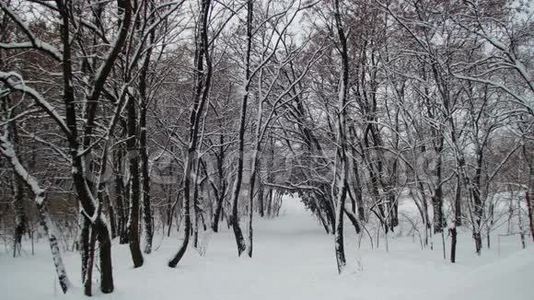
168 0 212 267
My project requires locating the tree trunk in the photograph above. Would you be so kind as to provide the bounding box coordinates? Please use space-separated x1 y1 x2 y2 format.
258 182 265 217
12 172 26 257
333 0 349 274
450 177 461 263
473 231 482 255
169 0 212 267
139 20 154 254
192 161 202 249
6 109 27 257
211 136 226 232
56 0 130 292
267 189 273 217
95 218 114 293
229 0 253 256
432 148 444 233
37 199 71 294
432 187 444 233
127 96 144 268
343 207 361 234
247 150 259 257
168 185 191 267
212 191 224 232
527 191 534 242
352 156 365 221
334 178 348 273
472 150 484 255
450 226 457 263
524 144 534 241
115 144 129 244
104 190 117 239
140 102 153 254
84 228 96 296
455 175 462 227
0 136 71 293
80 215 90 286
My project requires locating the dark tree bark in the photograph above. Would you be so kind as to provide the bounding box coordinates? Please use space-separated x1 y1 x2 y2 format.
211 133 227 232
95 218 114 293
343 207 361 234
1 0 133 294
450 175 461 263
139 1 155 255
84 228 97 296
524 144 534 241
169 0 212 267
258 182 265 217
127 96 144 268
472 149 484 255
12 169 27 257
427 122 445 234
105 191 117 239
432 153 444 233
333 0 350 274
266 188 273 217
450 226 457 263
229 0 253 256
455 175 462 227
349 131 365 221
115 143 129 244
80 215 90 287
140 105 153 254
56 0 132 292
2 97 27 257
192 161 203 249
527 191 534 242
247 155 257 257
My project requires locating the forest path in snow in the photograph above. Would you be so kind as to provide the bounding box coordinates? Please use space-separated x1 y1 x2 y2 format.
1 196 533 300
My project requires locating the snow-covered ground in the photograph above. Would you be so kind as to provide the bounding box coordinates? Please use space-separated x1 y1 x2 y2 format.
1 197 533 300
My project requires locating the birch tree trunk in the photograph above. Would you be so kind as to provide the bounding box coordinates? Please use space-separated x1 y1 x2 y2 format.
0 134 71 293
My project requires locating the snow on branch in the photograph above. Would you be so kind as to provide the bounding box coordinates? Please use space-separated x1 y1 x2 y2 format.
0 131 71 293
0 3 62 61
0 71 72 138
453 73 534 116
0 132 46 204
